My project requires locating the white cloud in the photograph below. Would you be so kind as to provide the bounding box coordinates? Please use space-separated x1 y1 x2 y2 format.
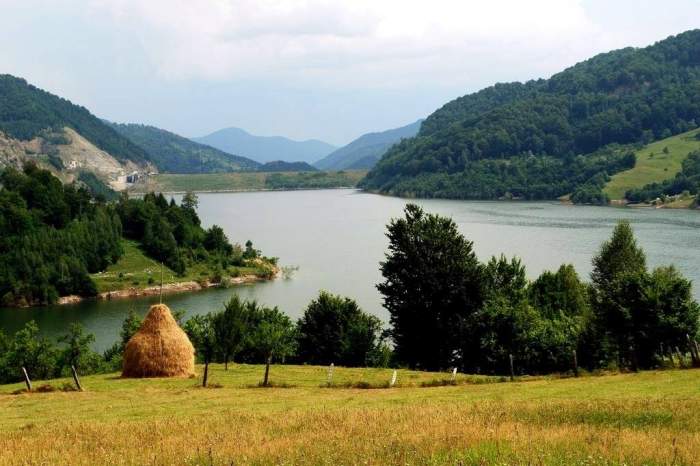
89 0 600 86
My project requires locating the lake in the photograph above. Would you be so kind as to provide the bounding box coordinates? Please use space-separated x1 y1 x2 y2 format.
1 189 699 352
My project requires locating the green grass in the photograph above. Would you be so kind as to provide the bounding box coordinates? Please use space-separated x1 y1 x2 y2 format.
133 170 368 193
92 240 264 293
1 365 700 465
604 128 700 200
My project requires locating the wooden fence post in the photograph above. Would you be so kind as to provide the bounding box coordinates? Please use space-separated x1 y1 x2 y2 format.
629 345 639 372
327 363 334 385
390 370 397 387
71 365 83 391
21 367 32 392
508 354 515 381
572 349 579 377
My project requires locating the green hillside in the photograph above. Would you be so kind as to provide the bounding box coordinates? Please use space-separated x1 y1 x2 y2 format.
92 240 263 293
1 365 699 465
109 122 260 173
134 170 367 192
604 128 700 200
361 30 700 203
0 75 149 164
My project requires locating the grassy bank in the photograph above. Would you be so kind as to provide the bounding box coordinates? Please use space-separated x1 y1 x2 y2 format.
604 128 700 200
132 170 368 193
91 240 269 294
1 365 699 465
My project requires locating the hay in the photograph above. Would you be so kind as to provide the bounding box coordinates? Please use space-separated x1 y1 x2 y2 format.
122 304 195 378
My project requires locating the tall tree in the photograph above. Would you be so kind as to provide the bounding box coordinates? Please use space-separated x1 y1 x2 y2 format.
590 220 648 368
378 204 484 370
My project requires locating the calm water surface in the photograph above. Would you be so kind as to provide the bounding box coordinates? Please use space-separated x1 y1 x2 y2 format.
1 189 699 351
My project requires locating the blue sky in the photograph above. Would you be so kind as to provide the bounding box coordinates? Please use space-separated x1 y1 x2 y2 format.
1 0 698 145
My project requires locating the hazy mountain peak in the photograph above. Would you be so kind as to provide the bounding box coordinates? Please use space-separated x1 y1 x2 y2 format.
193 127 336 164
315 119 422 171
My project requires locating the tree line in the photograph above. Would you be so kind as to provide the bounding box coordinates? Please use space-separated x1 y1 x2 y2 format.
2 204 698 386
0 290 389 386
0 164 263 306
381 204 699 373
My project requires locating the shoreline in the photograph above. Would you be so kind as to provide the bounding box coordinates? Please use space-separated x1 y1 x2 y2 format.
56 273 275 306
129 186 359 195
132 185 697 210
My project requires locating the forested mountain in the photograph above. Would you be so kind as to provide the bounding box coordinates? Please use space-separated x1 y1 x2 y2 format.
193 127 336 164
315 120 422 171
109 123 260 173
0 75 149 165
361 30 700 202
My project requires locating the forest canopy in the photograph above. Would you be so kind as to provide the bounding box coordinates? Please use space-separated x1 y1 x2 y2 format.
0 164 252 306
361 30 700 202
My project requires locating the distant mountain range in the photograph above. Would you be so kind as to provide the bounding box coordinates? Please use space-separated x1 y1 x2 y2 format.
193 127 336 164
109 123 260 173
315 120 422 171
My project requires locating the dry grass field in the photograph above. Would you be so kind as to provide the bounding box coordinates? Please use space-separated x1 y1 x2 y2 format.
1 365 699 465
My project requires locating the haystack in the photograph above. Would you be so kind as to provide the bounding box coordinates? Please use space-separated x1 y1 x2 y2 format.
122 304 195 378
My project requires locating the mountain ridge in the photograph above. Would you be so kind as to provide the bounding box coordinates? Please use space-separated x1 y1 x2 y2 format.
0 74 150 166
109 122 260 173
315 120 422 171
193 126 336 164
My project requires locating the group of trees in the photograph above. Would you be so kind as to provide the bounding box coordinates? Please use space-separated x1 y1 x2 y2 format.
3 197 698 384
0 321 106 384
626 150 700 203
116 190 248 275
0 164 122 306
380 204 699 374
362 30 700 201
184 292 388 386
0 291 388 386
0 164 257 306
365 146 635 203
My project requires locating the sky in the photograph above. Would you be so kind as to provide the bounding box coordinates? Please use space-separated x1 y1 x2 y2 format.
0 0 698 146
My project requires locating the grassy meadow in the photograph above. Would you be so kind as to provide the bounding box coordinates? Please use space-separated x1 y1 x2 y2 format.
604 128 700 200
91 240 264 293
133 170 368 193
1 364 700 465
